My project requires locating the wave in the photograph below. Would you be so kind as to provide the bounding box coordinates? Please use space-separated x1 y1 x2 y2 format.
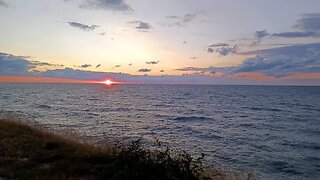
172 116 214 122
37 104 51 109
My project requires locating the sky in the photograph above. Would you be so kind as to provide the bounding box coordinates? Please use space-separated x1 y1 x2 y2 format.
0 0 320 85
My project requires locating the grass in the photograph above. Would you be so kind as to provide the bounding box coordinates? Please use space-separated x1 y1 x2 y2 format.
0 116 254 180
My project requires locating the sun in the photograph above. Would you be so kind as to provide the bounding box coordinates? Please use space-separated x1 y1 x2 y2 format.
104 80 113 85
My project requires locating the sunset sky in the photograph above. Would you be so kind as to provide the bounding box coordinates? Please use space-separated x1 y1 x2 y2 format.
1 0 320 85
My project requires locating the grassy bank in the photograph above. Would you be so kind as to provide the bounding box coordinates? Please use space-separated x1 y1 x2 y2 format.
0 117 253 180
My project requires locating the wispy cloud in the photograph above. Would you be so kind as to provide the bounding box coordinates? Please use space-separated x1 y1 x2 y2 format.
207 43 238 56
78 0 133 11
80 64 92 68
128 21 152 32
146 61 159 65
164 12 204 27
294 13 320 32
68 21 99 31
252 30 269 45
112 65 121 69
96 64 101 68
175 67 212 73
138 68 151 72
0 0 8 7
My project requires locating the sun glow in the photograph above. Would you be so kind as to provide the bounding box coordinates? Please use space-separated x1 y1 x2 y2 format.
104 80 113 85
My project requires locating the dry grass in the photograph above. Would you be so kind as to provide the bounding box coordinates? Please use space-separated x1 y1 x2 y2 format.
0 116 254 180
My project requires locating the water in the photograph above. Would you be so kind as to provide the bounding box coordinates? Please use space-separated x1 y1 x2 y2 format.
0 83 319 179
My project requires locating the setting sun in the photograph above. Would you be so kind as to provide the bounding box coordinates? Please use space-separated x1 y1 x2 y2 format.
104 80 113 85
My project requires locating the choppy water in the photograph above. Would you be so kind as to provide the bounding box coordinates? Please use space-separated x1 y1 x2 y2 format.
0 83 319 179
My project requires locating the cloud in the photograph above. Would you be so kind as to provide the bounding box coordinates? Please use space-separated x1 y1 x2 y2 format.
164 12 200 27
112 65 121 69
175 67 212 73
233 43 320 77
209 43 230 47
96 64 101 68
160 70 164 72
207 43 238 56
80 64 91 68
31 61 64 67
138 68 151 72
294 13 320 32
128 21 152 31
189 57 197 60
146 61 159 65
68 21 99 31
0 52 32 75
1 51 318 85
180 43 320 78
252 13 320 44
79 0 133 11
252 30 269 45
0 0 8 7
100 32 106 36
272 31 319 38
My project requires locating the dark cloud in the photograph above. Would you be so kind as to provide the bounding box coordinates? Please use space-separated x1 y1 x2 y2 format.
180 43 320 78
233 43 320 77
209 43 230 47
160 70 164 72
0 0 8 7
189 57 197 60
294 13 320 32
164 12 201 27
128 21 152 31
112 65 121 69
251 30 269 45
146 61 159 65
207 43 238 56
0 52 63 75
128 63 132 66
81 64 91 68
0 52 32 75
207 48 214 53
138 68 151 72
252 13 320 44
79 0 133 11
68 21 99 31
100 32 106 36
269 13 320 39
31 61 64 67
272 31 318 38
96 64 101 68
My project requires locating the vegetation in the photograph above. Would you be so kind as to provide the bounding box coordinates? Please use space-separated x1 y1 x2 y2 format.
0 116 253 180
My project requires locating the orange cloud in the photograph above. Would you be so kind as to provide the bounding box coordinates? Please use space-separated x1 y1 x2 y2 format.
0 76 94 84
282 73 320 80
231 72 277 81
231 72 320 81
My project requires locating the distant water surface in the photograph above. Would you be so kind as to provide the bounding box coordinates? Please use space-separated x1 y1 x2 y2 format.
0 84 319 179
